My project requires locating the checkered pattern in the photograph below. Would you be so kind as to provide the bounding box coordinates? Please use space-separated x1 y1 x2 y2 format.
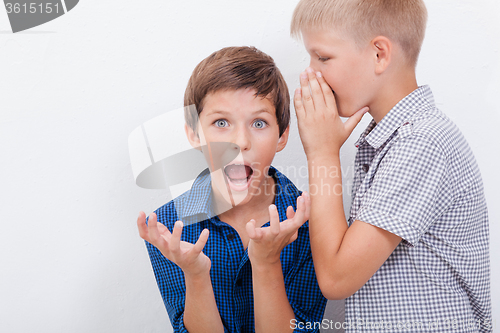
346 86 491 332
146 166 327 332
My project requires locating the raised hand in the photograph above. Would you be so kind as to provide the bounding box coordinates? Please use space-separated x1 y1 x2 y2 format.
137 212 211 277
294 68 369 157
245 192 310 266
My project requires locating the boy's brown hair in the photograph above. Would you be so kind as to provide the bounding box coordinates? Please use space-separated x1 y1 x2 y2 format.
290 0 428 68
184 46 290 137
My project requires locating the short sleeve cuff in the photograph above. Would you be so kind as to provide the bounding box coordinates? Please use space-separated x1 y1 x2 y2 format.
356 207 421 247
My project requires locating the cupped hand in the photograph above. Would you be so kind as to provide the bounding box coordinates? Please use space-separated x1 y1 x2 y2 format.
137 212 211 277
294 68 369 158
246 192 310 266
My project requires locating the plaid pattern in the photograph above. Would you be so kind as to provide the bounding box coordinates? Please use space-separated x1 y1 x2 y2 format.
146 166 327 332
346 86 491 332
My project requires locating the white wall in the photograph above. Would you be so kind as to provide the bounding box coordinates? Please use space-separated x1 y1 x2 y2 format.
0 0 498 332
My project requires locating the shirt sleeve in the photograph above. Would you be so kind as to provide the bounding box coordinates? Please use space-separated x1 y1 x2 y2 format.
285 224 328 332
146 241 190 333
356 134 450 246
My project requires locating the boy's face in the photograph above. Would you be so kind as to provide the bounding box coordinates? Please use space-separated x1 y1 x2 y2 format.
302 29 376 118
186 88 288 207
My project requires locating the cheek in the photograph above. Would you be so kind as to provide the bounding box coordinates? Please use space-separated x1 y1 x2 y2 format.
322 71 338 90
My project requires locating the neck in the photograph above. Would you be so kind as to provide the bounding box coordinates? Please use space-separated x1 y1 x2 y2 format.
369 70 419 124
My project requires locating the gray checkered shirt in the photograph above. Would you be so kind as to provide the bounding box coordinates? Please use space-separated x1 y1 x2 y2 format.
345 86 491 332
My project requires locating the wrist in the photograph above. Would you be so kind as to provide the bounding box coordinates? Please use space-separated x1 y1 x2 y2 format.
183 267 211 283
307 149 341 162
250 258 281 272
307 154 341 171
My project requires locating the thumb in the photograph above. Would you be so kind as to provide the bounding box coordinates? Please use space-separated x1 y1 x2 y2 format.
246 219 257 239
344 107 369 134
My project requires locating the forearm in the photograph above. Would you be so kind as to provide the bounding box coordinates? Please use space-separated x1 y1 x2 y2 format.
252 262 294 333
184 272 224 332
308 154 349 292
307 154 401 299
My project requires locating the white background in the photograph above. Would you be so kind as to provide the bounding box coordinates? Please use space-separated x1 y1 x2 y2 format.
1 0 498 332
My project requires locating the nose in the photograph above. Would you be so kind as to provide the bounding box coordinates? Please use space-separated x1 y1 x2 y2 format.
308 58 317 72
233 127 251 152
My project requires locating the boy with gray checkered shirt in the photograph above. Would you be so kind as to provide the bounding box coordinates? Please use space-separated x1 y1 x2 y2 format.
289 0 491 331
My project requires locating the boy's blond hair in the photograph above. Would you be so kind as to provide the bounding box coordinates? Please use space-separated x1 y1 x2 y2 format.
291 0 428 67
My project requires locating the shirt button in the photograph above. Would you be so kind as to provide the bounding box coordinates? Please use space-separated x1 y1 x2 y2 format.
227 233 236 241
362 164 370 173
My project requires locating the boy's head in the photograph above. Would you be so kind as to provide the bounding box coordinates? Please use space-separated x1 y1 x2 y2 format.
183 46 291 207
290 0 428 68
291 0 427 120
184 46 290 137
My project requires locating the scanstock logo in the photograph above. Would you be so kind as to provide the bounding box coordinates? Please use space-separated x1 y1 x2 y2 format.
3 0 79 33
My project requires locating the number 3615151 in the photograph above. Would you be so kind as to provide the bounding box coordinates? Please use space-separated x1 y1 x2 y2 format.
5 2 60 14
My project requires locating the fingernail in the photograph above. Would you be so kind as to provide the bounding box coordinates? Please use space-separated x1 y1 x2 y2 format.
316 71 322 78
304 191 309 198
270 204 277 210
306 67 313 73
299 197 304 204
300 72 308 79
175 221 183 228
202 229 209 236
295 88 302 96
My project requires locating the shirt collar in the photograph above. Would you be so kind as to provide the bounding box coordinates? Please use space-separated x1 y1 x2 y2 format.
173 168 214 223
174 165 295 224
354 85 435 149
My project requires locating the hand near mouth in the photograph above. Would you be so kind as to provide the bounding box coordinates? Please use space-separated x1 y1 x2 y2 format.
137 212 211 277
246 192 311 266
295 68 369 158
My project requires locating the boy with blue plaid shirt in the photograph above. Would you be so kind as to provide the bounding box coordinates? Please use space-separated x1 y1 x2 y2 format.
137 46 326 332
290 0 491 332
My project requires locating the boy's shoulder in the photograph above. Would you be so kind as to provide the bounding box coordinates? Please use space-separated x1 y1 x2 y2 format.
406 100 471 161
372 86 468 156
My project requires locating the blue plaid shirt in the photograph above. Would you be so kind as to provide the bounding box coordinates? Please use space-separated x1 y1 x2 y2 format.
146 166 327 332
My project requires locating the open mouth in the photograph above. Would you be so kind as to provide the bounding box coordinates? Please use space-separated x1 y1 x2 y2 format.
224 164 254 187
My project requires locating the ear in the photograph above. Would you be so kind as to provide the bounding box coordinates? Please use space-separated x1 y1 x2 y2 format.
372 36 392 75
276 126 290 152
184 123 202 151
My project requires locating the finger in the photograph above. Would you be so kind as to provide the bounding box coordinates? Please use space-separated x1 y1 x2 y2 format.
269 204 280 236
294 88 306 120
344 106 369 134
306 67 327 109
137 211 149 240
146 213 171 251
286 206 295 220
300 71 315 112
315 71 336 111
169 221 183 253
291 197 307 228
157 222 172 241
147 213 160 243
246 219 257 239
192 229 209 254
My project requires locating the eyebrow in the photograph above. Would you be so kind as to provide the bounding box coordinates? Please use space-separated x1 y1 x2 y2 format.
205 109 273 116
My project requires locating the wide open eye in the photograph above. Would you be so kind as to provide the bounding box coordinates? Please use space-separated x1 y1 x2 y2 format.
252 119 268 129
214 119 229 128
